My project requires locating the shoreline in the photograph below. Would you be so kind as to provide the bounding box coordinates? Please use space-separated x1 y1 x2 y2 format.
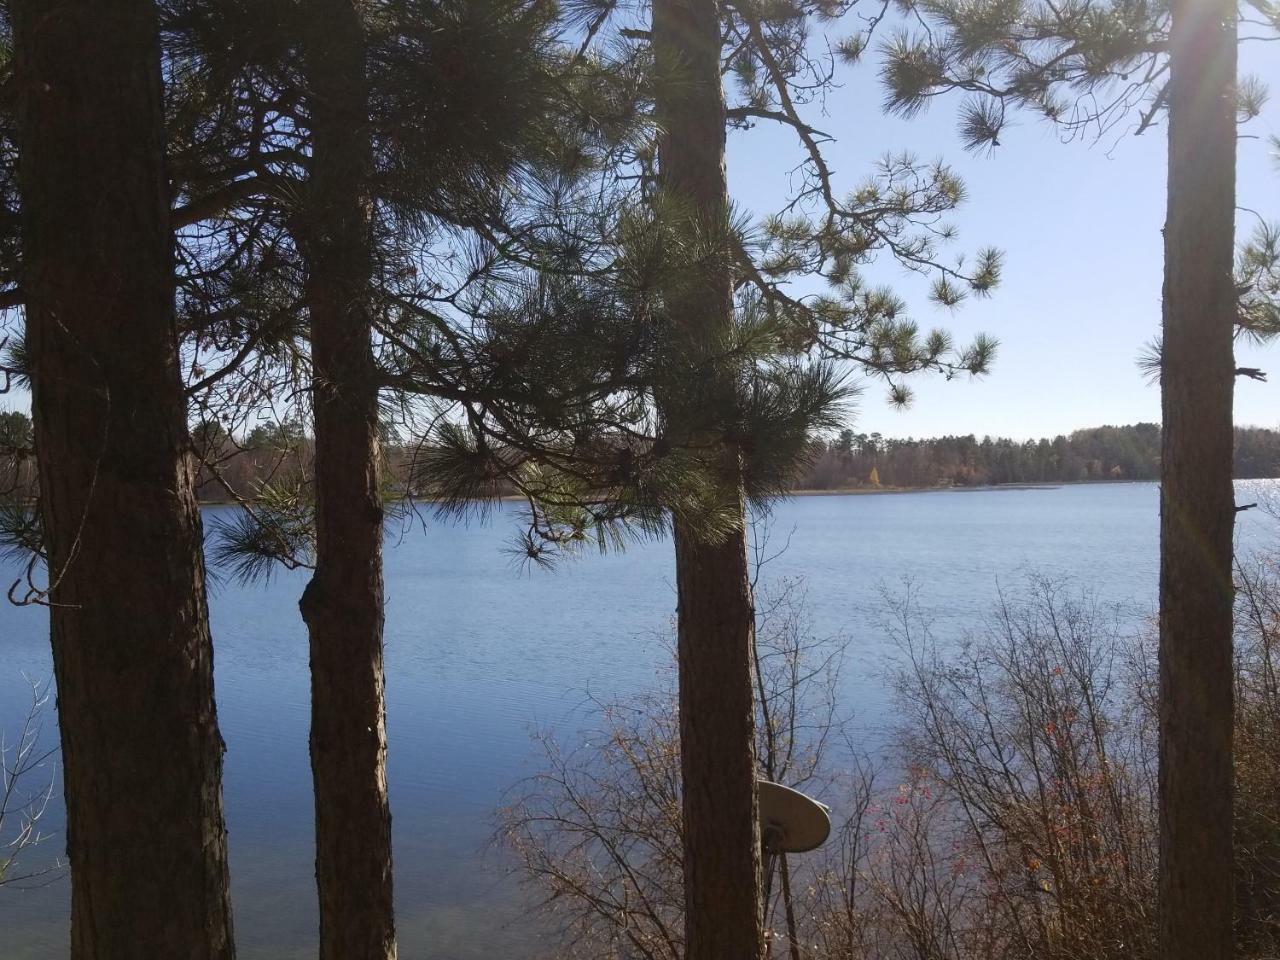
196 478 1189 507
790 482 1069 496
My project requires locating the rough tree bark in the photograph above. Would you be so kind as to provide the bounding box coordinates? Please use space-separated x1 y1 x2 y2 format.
296 2 397 958
12 1 236 956
651 0 765 955
1158 0 1238 956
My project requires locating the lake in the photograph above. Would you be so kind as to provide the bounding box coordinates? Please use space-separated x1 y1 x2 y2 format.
2 481 1276 958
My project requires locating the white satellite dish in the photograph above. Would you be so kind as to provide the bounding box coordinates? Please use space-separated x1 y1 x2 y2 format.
758 779 831 854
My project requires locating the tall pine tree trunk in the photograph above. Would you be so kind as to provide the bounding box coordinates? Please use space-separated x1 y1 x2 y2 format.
297 2 397 957
12 1 235 956
652 0 765 955
1159 0 1237 956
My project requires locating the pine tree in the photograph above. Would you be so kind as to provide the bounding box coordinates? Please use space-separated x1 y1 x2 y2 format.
158 5 398 950
9 0 235 955
1158 1 1238 954
403 2 1002 952
295 1 396 955
650 0 766 950
581 3 999 953
875 3 1278 955
163 4 567 955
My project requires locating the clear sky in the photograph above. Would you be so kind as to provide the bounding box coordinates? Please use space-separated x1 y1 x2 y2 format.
727 34 1280 441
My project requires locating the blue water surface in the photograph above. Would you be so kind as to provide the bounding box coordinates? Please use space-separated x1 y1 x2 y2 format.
1 481 1274 958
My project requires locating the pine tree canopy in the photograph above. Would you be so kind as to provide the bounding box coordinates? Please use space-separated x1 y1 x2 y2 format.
875 0 1278 150
161 0 1013 569
875 0 1279 384
0 0 1012 571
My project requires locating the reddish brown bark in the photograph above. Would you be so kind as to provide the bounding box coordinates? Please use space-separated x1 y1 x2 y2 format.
296 1 397 957
672 523 764 959
652 0 765 953
12 1 236 956
1158 0 1238 956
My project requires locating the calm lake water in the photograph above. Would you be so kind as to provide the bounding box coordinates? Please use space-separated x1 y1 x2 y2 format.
2 481 1277 958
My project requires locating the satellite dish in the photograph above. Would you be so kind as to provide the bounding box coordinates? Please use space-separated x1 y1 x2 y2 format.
758 779 831 854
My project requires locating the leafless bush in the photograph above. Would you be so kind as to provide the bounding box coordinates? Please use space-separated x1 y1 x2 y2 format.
1233 552 1280 955
864 578 1158 960
501 567 1280 960
1 677 60 888
499 566 854 960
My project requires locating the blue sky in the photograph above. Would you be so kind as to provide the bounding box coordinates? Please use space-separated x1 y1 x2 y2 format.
727 35 1280 441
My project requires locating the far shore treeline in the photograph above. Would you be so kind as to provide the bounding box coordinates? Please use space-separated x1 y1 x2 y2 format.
803 422 1280 489
5 412 1278 505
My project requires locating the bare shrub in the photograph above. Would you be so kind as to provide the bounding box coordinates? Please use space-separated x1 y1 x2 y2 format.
499 568 852 960
867 578 1158 960
501 569 1280 960
1234 552 1280 955
1 677 60 888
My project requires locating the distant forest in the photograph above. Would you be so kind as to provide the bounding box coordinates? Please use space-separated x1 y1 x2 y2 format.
797 423 1280 490
4 415 1279 501
195 420 1280 499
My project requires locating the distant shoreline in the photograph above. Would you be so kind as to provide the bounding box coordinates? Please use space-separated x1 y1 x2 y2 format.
789 481 1096 496
790 483 1061 496
790 477 1280 497
196 478 1196 508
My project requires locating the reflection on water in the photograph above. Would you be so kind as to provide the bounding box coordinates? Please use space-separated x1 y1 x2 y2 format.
1 482 1275 958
